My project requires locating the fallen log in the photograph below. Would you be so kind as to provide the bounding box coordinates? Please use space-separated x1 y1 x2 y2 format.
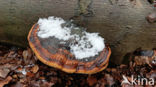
0 0 156 64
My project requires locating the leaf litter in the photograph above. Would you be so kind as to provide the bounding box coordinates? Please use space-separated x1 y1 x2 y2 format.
0 45 155 87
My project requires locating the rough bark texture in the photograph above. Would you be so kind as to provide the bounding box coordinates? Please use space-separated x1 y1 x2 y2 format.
0 0 156 64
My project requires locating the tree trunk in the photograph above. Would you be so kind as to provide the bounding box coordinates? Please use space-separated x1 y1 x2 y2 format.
0 0 156 64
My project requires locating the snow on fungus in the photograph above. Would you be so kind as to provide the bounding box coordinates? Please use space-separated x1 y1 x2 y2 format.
37 16 105 59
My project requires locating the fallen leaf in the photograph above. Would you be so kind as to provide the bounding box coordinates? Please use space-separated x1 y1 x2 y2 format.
7 51 17 58
31 65 39 73
87 75 97 86
22 50 29 62
0 76 12 87
0 68 10 78
22 48 35 65
122 83 133 87
26 72 35 78
0 64 17 78
10 82 25 87
39 76 45 80
105 74 115 86
119 64 127 69
134 56 152 67
111 68 117 72
95 78 106 87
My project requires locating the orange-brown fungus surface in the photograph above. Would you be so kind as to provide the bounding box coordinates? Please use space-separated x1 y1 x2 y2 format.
28 24 111 74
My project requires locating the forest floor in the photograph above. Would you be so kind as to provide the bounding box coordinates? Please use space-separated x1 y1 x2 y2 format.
0 44 155 87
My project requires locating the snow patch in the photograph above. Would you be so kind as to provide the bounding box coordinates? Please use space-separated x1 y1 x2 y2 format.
37 17 71 40
70 32 104 59
37 16 105 59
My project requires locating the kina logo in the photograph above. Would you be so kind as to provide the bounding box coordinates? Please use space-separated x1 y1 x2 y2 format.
121 75 155 86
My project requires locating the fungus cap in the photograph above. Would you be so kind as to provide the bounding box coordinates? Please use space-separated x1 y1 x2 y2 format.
28 17 111 74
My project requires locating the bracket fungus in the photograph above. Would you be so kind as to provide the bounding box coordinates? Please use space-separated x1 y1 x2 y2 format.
28 16 111 74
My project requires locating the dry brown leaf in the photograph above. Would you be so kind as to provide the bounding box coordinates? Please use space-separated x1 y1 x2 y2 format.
10 82 25 87
120 64 127 69
12 74 18 79
39 76 45 80
106 68 111 72
105 74 115 86
111 68 117 72
95 78 106 87
40 81 54 87
0 68 10 78
87 75 97 86
26 72 35 78
27 48 33 58
134 56 152 67
122 84 133 87
7 51 16 58
31 65 39 73
0 76 12 87
0 64 17 78
22 48 32 60
23 48 35 65
146 70 156 79
22 50 29 62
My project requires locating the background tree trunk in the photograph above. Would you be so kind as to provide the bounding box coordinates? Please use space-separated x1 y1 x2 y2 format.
0 0 156 64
